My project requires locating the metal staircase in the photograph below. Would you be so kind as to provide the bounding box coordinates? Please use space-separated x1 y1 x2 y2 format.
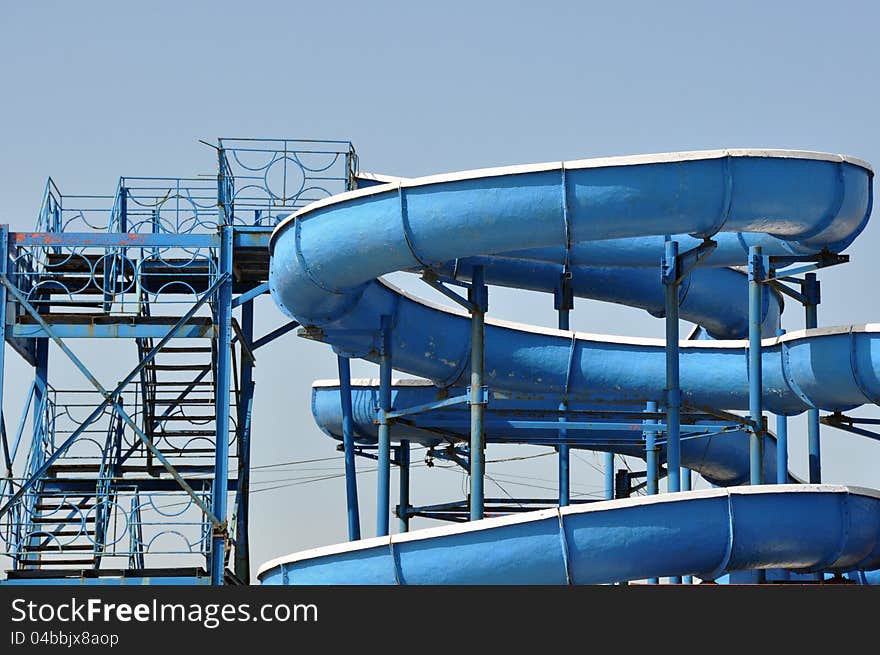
0 138 357 584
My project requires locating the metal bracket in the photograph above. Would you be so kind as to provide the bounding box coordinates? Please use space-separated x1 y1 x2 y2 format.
820 412 880 442
467 385 489 406
421 269 479 312
662 238 717 285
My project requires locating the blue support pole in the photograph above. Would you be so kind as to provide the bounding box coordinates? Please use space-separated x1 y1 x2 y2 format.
775 328 788 485
663 240 681 493
0 226 7 478
644 401 659 496
469 266 487 521
337 355 361 541
398 440 410 533
643 401 659 584
210 224 233 585
748 246 765 584
557 288 571 508
604 452 614 500
805 273 821 483
377 314 392 536
233 299 255 583
748 246 764 486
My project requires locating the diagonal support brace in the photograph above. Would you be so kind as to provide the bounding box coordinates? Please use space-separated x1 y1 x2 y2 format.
0 273 227 524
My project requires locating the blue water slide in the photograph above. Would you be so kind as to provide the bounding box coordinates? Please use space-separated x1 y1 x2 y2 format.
264 149 879 584
257 486 880 584
309 380 792 487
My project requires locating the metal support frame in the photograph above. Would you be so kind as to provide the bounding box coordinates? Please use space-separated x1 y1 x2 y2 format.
663 241 682 493
376 315 392 536
233 299 255 582
398 440 410 533
337 355 361 541
210 225 233 585
0 274 226 522
1 137 358 584
766 255 846 485
469 266 487 521
556 272 572 508
804 273 821 483
748 246 764 486
0 226 7 482
644 401 659 496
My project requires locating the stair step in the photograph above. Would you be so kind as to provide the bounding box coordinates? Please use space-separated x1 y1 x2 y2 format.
34 502 95 511
31 530 96 538
154 430 217 437
32 517 97 524
16 558 97 565
155 416 216 422
47 464 102 473
147 364 212 371
151 398 215 405
160 347 213 353
148 381 214 387
21 544 95 552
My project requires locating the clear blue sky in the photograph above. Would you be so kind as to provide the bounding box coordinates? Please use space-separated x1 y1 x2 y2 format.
1 1 878 577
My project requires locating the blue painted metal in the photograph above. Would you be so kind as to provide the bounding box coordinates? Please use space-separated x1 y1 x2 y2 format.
469 266 487 521
556 287 571 507
232 281 270 308
1 137 358 584
210 224 233 585
805 272 822 483
0 226 7 479
604 452 614 500
377 314 393 536
644 401 659 496
337 355 361 541
438 254 781 340
663 240 682 493
399 440 410 532
234 299 256 582
270 154 873 416
258 485 880 585
748 247 764 486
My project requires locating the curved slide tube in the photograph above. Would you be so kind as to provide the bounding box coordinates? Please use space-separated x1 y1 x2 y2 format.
310 380 794 487
265 149 878 584
258 486 880 584
271 150 874 413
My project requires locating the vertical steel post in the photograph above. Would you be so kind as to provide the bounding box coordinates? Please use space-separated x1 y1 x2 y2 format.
398 440 410 533
233 299 255 583
663 240 681 492
804 273 821 483
0 226 7 478
748 246 764 486
211 224 233 585
644 399 659 584
377 314 392 536
557 289 570 507
469 266 487 521
337 355 361 540
775 328 788 485
644 401 659 495
604 452 614 500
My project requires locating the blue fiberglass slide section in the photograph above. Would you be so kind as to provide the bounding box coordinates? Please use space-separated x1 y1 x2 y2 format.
264 150 879 583
269 151 876 414
257 486 880 584
309 383 793 487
